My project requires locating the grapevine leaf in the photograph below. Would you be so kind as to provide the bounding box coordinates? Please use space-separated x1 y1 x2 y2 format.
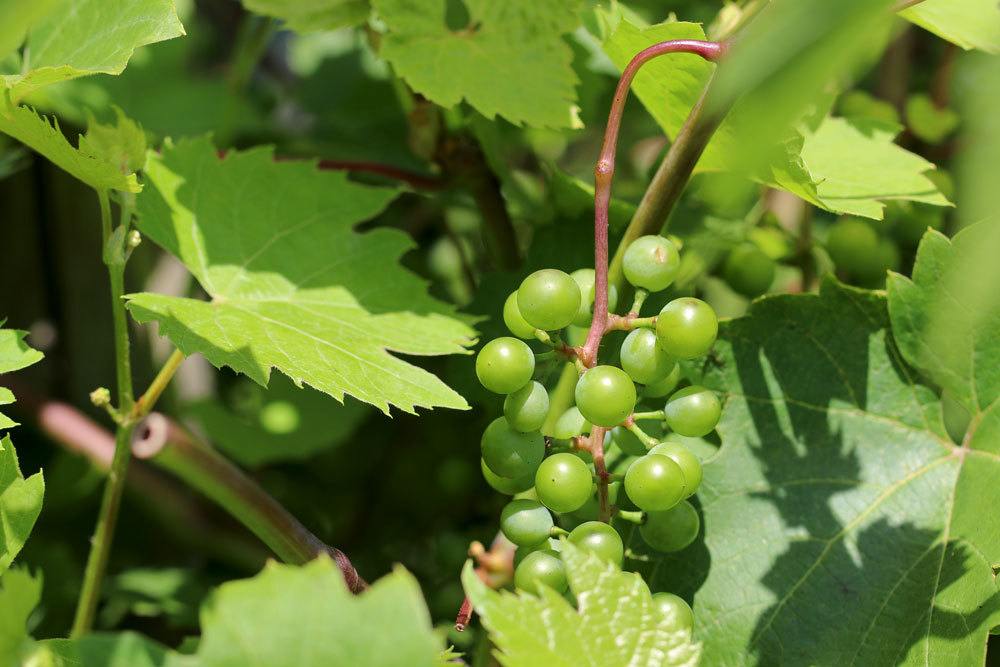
462 542 701 667
372 0 583 128
905 94 960 144
795 116 950 219
182 374 370 466
634 279 1000 665
0 102 141 192
0 568 42 666
39 632 189 667
0 0 58 61
888 223 1000 451
602 15 947 219
0 323 44 429
80 107 148 175
900 0 1000 54
126 137 476 414
195 558 441 666
0 0 186 100
0 436 45 573
241 0 370 32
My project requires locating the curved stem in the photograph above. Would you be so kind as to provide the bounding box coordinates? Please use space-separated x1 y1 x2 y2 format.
581 40 726 368
72 189 136 637
129 348 185 422
590 426 611 522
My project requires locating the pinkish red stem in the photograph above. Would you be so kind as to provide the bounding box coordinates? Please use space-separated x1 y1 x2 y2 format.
581 40 726 368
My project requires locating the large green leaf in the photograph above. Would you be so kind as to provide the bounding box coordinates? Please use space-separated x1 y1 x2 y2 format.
372 0 583 128
195 558 440 666
242 0 369 32
0 0 185 100
634 279 1000 665
888 223 1000 451
0 568 42 666
900 0 1000 54
39 633 189 667
0 0 58 61
601 14 945 220
0 436 44 573
0 324 44 429
463 542 701 667
126 137 476 414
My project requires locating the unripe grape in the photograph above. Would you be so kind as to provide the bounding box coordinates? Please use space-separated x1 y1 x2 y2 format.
723 243 776 298
649 440 702 497
623 235 681 292
481 418 544 478
620 328 676 384
513 539 558 567
568 521 624 566
517 269 581 331
826 217 881 279
642 364 682 398
656 298 718 359
535 453 593 513
663 386 721 437
570 268 619 327
476 337 535 394
503 292 537 339
640 500 700 552
551 406 591 440
575 366 636 427
651 592 694 632
500 499 554 546
504 381 550 433
624 454 685 511
612 425 649 457
480 459 534 495
514 549 567 595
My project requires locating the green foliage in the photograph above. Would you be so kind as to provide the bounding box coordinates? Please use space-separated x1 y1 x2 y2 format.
0 324 43 429
242 0 369 32
195 558 441 666
0 437 45 573
374 0 583 127
639 279 1000 665
463 541 701 667
0 0 185 100
900 0 1000 54
126 137 476 414
0 568 42 666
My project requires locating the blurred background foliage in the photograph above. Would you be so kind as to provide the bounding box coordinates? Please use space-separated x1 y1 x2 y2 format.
0 0 996 659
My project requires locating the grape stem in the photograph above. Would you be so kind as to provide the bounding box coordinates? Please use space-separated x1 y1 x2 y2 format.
456 533 515 631
580 39 726 369
590 426 612 522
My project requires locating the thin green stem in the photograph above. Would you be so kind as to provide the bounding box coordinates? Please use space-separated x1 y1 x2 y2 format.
71 189 136 638
625 420 659 449
629 288 649 315
631 410 665 421
617 510 645 525
130 348 185 422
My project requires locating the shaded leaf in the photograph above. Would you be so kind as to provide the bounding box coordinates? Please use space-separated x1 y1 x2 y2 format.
0 436 45 572
0 568 42 666
900 0 1000 54
242 0 369 32
127 137 476 414
373 0 583 128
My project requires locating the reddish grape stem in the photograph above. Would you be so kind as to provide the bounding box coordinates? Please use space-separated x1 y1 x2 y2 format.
590 426 612 522
580 39 726 368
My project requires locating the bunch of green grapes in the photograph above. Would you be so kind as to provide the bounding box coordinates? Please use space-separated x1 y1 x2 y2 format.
474 234 723 633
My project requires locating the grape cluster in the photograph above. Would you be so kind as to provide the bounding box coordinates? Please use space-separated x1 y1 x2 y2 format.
475 234 723 632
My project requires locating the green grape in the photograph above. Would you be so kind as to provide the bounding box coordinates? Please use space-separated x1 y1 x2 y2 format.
514 549 567 595
568 521 624 566
642 364 682 398
513 539 558 567
640 500 700 552
622 235 681 292
750 225 791 260
575 366 637 427
476 337 535 394
620 329 675 384
664 386 721 437
504 381 550 433
723 243 776 298
535 453 593 513
503 292 537 339
500 499 554 546
551 406 591 440
517 269 581 331
570 268 619 327
649 441 702 497
612 425 649 457
624 454 685 511
480 459 534 495
481 418 544 478
656 298 718 359
651 592 694 632
826 217 882 279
